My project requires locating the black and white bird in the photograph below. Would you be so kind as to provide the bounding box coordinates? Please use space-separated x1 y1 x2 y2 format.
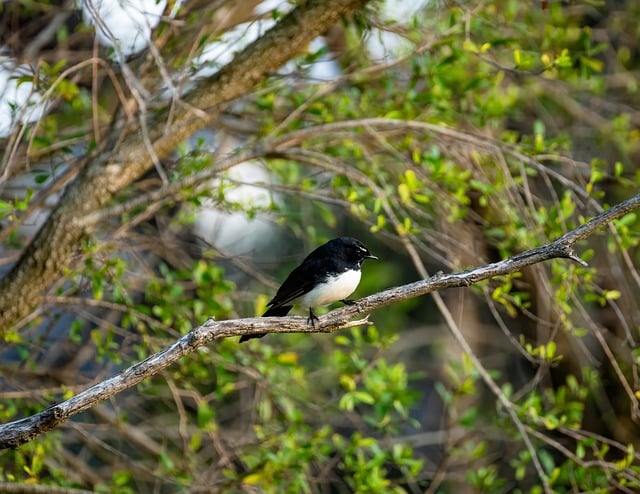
240 236 377 342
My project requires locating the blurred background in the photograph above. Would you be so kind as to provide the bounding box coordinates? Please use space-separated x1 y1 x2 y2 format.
0 0 639 492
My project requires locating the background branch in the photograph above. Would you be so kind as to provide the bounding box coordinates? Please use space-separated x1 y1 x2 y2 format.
1 193 637 450
0 0 372 334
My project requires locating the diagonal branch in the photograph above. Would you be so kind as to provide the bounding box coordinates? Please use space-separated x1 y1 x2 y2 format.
0 193 637 449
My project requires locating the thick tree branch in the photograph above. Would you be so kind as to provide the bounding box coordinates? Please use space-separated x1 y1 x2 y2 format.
0 0 372 334
0 193 637 449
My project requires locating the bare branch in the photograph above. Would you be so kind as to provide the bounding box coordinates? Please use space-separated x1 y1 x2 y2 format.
0 193 637 449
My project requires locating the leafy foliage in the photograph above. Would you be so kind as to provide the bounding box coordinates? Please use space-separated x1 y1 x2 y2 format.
1 0 640 492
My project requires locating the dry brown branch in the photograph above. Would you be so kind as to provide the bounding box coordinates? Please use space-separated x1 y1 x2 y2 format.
0 193 637 450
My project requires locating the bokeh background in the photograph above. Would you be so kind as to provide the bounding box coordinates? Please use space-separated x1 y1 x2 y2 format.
1 1 639 492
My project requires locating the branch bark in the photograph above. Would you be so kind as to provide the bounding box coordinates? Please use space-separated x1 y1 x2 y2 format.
0 193 637 449
0 0 372 334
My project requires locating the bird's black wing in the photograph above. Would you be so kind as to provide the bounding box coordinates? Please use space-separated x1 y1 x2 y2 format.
266 259 321 308
240 240 351 342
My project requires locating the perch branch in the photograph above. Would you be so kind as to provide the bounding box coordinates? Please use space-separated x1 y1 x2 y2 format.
0 193 638 449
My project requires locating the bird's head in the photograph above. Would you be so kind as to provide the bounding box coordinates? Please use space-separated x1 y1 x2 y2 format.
333 236 378 265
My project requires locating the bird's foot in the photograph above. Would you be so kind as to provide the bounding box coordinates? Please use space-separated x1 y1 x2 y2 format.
341 299 357 306
307 309 319 327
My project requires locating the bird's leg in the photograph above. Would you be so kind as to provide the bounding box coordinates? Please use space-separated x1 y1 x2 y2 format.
307 308 319 326
341 299 356 306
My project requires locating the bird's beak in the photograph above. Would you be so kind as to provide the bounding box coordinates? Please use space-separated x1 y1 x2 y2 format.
365 254 378 260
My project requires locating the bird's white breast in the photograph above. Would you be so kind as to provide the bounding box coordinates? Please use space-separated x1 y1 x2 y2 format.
298 269 362 308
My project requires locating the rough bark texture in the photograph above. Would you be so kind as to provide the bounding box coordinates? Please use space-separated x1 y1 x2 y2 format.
0 193 637 449
0 0 371 334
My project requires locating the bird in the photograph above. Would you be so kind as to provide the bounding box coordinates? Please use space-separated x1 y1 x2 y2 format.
240 236 378 342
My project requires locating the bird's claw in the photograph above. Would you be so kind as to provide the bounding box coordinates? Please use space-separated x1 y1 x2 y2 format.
307 309 320 327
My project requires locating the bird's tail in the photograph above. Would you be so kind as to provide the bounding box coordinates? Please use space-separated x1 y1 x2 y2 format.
262 305 293 317
239 305 293 342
